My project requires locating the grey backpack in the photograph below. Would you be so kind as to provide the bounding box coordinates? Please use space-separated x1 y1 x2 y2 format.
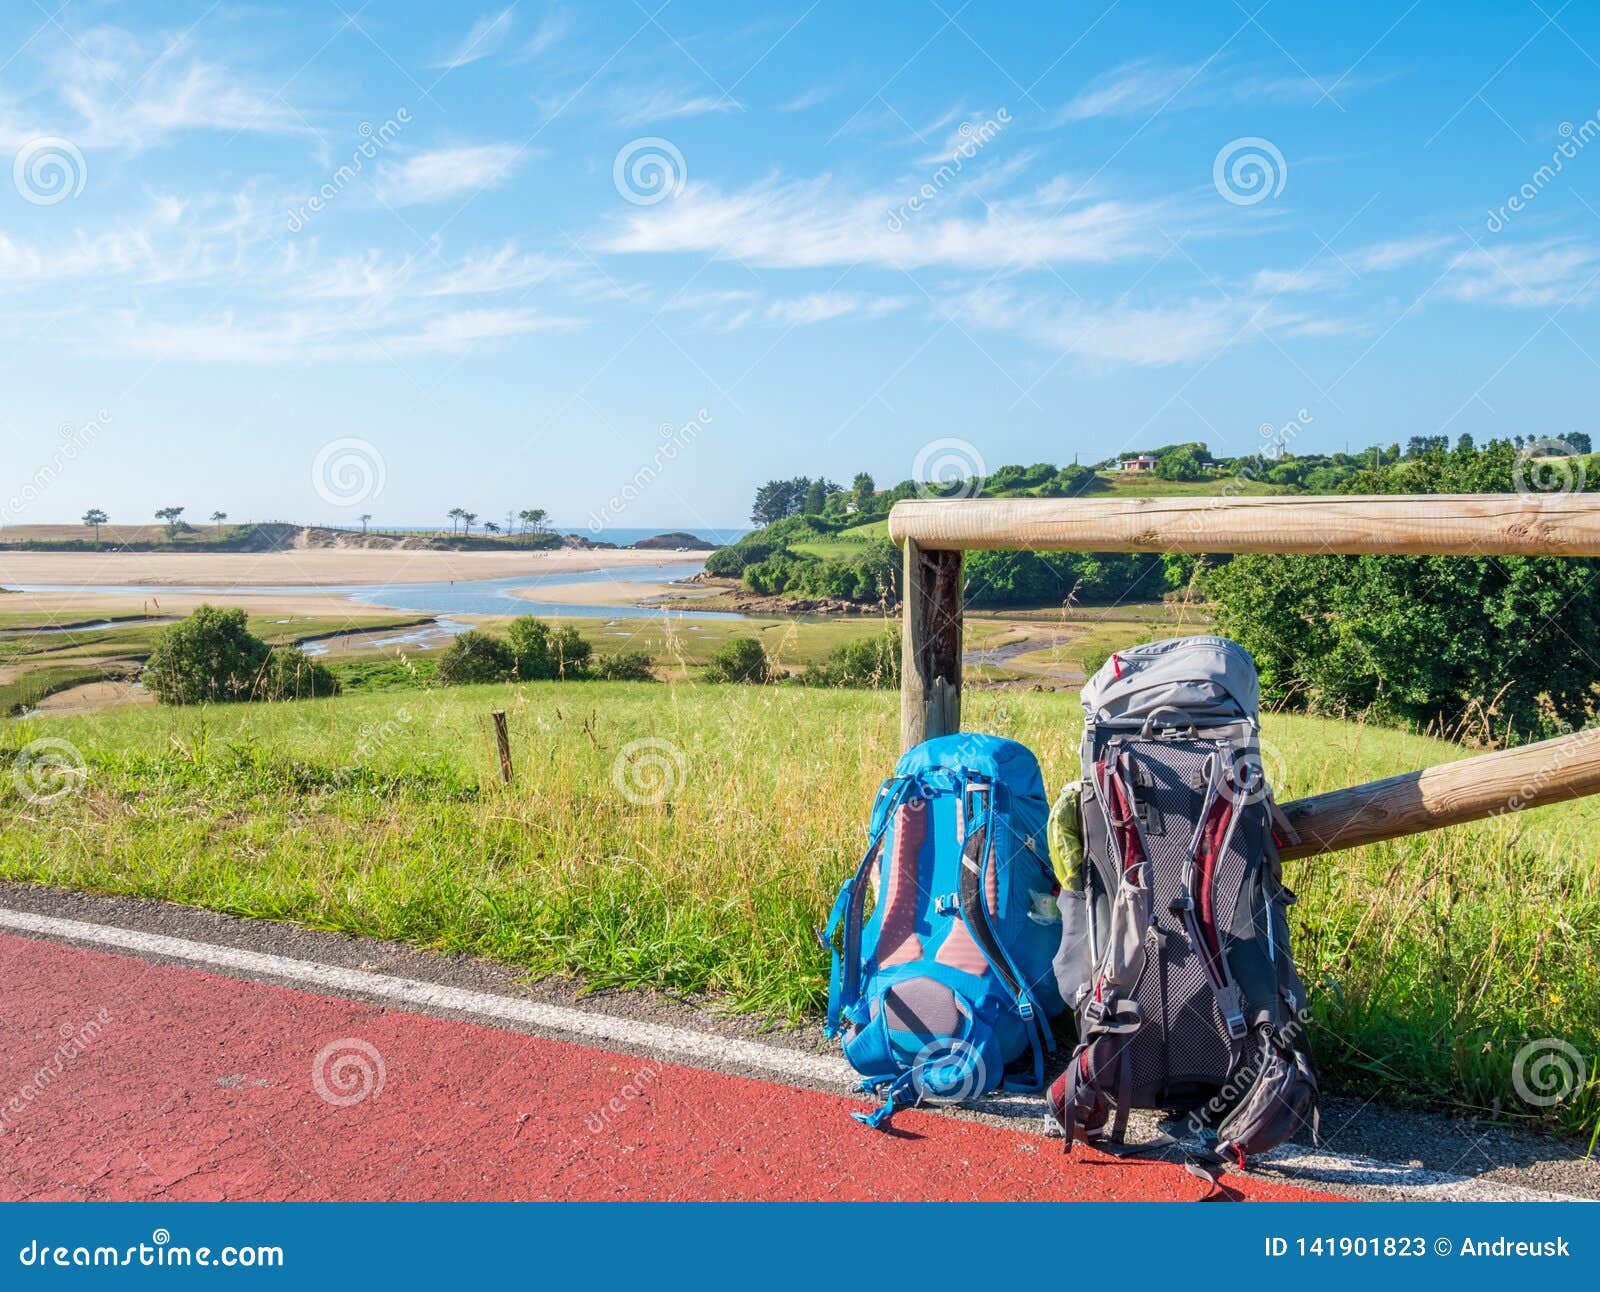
1047 636 1319 1170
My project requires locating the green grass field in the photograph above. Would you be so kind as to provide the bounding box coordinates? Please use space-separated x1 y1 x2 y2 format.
2 681 1595 1139
549 613 902 672
1092 472 1285 496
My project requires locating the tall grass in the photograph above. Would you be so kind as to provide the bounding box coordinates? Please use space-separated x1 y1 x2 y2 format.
1 682 1595 1138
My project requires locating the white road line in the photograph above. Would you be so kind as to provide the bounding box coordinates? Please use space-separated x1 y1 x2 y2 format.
0 906 1590 1203
1261 1145 1592 1203
0 907 853 1088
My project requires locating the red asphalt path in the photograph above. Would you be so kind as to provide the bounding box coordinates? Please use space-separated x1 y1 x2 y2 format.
0 933 1341 1202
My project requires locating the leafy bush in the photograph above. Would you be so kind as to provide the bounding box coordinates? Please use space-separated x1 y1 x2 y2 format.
1038 464 1104 496
1078 647 1111 680
143 606 340 704
255 646 341 700
1208 552 1600 742
803 630 901 688
507 616 591 680
435 630 516 686
1207 440 1600 744
143 605 271 704
964 551 1164 607
593 650 656 681
703 637 770 683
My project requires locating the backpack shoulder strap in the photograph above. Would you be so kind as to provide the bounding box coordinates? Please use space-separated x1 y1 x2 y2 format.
956 779 1054 1090
825 776 913 1038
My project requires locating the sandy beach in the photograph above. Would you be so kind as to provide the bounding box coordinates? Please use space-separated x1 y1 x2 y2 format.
0 546 711 589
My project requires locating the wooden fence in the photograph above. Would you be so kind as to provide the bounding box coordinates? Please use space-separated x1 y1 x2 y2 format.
887 492 1600 858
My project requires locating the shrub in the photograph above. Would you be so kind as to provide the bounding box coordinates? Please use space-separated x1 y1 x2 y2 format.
703 636 770 683
592 650 656 681
1078 648 1111 680
435 630 515 686
507 616 592 680
143 605 271 704
706 535 787 578
803 630 901 688
254 646 341 700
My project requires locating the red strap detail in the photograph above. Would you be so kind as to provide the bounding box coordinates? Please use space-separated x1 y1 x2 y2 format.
1111 653 1123 678
1104 770 1145 877
1090 759 1147 1007
1195 796 1235 966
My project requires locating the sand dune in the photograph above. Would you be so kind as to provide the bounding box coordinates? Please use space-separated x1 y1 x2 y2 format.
0 546 710 589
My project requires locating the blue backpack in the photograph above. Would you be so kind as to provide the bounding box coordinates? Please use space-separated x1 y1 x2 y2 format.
824 734 1066 1129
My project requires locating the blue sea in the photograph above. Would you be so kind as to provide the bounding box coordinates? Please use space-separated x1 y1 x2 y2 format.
350 524 748 547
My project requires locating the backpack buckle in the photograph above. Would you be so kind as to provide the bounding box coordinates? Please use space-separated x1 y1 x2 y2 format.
934 893 959 916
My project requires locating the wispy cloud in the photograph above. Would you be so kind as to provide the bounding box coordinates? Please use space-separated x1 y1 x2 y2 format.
376 145 523 205
1050 59 1384 127
0 187 586 364
602 174 1167 270
0 25 313 151
611 85 740 125
521 5 572 59
1250 265 1347 296
1441 241 1600 308
1053 61 1201 124
111 306 572 364
1351 234 1455 272
950 284 1245 367
437 8 516 70
949 283 1362 367
779 82 841 112
765 292 910 325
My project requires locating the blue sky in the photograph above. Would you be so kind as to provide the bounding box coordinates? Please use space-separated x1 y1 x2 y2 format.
3 0 1599 531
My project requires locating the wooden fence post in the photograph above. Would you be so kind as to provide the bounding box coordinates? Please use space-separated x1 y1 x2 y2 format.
900 538 964 751
491 710 513 784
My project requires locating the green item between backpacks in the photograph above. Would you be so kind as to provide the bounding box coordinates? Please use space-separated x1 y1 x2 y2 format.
1047 781 1084 891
